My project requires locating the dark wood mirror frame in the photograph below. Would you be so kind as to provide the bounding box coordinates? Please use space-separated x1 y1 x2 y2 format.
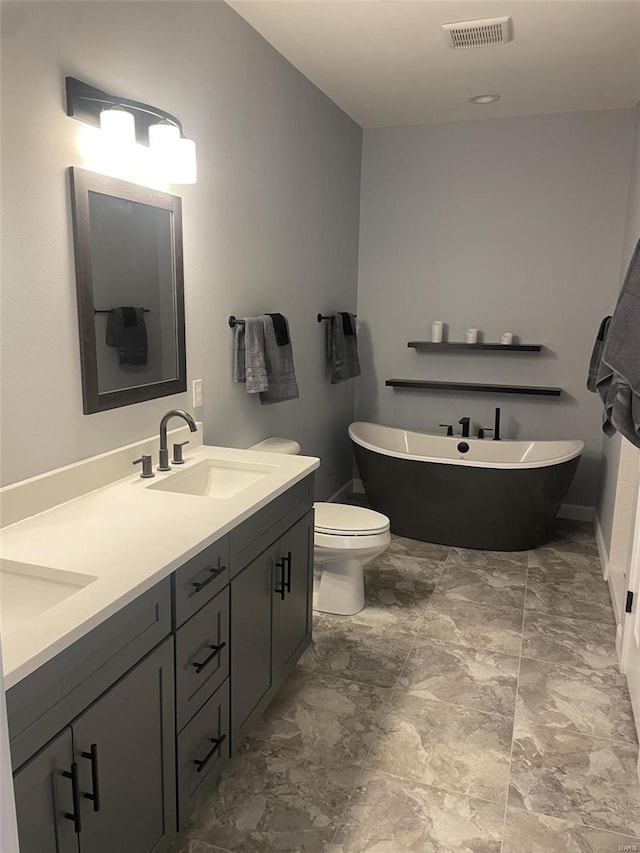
69 167 186 414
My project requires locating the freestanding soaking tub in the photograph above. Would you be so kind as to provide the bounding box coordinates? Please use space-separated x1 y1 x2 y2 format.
349 422 583 551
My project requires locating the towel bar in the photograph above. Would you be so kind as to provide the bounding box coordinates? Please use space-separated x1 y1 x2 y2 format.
317 313 357 323
228 315 245 328
94 308 150 315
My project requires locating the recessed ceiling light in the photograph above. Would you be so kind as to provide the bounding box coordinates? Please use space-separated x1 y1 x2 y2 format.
468 94 501 104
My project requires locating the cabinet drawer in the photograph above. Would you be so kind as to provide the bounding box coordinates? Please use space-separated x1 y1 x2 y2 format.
229 474 314 577
176 587 229 732
177 679 230 830
173 535 230 627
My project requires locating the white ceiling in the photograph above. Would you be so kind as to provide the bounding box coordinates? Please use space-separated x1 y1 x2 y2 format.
226 0 640 127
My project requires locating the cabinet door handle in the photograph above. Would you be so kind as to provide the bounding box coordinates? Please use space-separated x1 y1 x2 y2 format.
193 734 226 773
192 565 225 593
284 551 292 594
81 743 101 812
62 762 82 834
274 557 286 600
191 642 226 674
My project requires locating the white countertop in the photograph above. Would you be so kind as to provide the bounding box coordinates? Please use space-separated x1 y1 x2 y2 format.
0 445 319 689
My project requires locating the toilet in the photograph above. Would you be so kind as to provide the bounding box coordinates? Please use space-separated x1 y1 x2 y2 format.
249 438 391 616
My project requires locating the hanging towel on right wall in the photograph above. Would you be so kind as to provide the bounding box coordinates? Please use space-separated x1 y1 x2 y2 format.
595 238 640 449
328 312 360 384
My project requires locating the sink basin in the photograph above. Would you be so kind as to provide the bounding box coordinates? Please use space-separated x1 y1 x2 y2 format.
0 559 97 637
147 458 274 499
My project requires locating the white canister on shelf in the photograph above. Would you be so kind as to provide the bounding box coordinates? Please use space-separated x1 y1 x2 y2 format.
431 320 443 343
466 328 478 344
501 332 513 345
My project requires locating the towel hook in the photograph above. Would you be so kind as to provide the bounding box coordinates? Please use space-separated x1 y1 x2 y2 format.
228 315 246 328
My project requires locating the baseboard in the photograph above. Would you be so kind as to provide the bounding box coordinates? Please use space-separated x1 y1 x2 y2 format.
557 503 594 522
327 481 355 504
594 513 610 581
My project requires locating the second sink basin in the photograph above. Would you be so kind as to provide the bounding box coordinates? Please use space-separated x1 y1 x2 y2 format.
147 458 275 499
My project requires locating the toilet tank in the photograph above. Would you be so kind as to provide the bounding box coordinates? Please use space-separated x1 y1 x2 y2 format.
248 437 301 455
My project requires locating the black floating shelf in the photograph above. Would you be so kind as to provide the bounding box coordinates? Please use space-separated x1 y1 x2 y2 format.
386 379 562 397
407 341 542 352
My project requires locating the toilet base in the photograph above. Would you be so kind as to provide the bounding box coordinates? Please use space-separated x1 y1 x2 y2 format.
314 557 365 616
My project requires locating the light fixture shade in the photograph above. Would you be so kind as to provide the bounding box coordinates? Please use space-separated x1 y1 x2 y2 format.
149 121 181 153
172 137 197 184
99 107 136 146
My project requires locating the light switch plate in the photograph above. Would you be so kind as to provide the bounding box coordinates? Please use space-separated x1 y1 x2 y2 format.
192 379 203 408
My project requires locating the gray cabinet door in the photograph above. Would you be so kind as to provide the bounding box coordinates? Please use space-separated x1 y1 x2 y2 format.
272 510 314 677
71 638 176 853
230 545 274 743
13 727 79 853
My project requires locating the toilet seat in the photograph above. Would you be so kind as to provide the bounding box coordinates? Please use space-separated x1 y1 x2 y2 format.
314 502 390 536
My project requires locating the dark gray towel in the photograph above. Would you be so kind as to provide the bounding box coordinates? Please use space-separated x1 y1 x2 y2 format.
105 307 147 366
587 315 611 392
328 312 360 383
596 239 640 448
259 315 299 404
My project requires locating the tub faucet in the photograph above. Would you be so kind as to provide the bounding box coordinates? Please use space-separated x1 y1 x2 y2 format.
158 409 197 471
458 417 470 438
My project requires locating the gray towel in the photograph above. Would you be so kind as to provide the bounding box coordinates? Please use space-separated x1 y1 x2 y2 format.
259 315 299 404
233 318 268 393
106 307 148 366
596 239 640 448
327 312 360 383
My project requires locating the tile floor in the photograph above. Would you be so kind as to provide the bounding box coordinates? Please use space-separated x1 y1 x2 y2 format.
173 514 640 853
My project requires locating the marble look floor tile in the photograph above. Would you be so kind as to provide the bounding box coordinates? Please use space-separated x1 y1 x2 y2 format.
516 658 637 743
434 563 526 611
536 519 599 557
331 771 503 853
508 721 640 836
365 551 444 597
250 668 391 765
502 807 640 853
528 551 605 585
521 612 618 670
397 637 519 717
420 597 523 656
366 692 513 804
447 547 529 572
185 738 361 853
524 577 615 624
169 836 231 853
341 582 430 634
387 535 451 563
299 617 414 688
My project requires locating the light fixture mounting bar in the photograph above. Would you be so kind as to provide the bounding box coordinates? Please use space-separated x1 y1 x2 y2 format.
65 77 183 146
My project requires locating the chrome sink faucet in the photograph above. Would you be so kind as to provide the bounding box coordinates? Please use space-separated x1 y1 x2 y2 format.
158 409 197 471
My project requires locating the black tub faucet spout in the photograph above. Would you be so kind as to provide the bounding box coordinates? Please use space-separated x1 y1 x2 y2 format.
458 417 470 438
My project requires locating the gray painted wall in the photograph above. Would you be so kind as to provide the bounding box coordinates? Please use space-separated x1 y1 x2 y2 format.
356 110 635 506
598 102 640 552
0 2 362 498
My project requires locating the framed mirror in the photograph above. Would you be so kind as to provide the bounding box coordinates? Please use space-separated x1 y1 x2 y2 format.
69 167 186 414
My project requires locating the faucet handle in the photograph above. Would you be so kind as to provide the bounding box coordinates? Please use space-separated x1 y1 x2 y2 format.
172 440 189 465
133 455 155 479
439 424 454 437
477 428 493 439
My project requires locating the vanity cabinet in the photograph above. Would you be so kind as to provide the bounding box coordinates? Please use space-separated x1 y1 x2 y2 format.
8 473 315 848
12 638 175 853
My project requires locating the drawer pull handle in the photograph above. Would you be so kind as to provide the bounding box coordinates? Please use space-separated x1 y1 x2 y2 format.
81 743 101 812
62 762 82 834
192 565 225 593
274 552 292 600
191 642 226 674
284 551 292 594
194 734 226 773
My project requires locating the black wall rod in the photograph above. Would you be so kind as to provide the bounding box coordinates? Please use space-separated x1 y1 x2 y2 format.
317 313 357 323
228 315 245 328
94 308 150 315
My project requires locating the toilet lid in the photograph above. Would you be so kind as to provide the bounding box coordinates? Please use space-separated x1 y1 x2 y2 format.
314 502 390 536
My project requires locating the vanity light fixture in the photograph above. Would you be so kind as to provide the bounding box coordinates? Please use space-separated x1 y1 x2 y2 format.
66 77 197 185
468 93 501 104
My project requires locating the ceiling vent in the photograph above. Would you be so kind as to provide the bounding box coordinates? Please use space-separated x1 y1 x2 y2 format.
442 16 514 49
